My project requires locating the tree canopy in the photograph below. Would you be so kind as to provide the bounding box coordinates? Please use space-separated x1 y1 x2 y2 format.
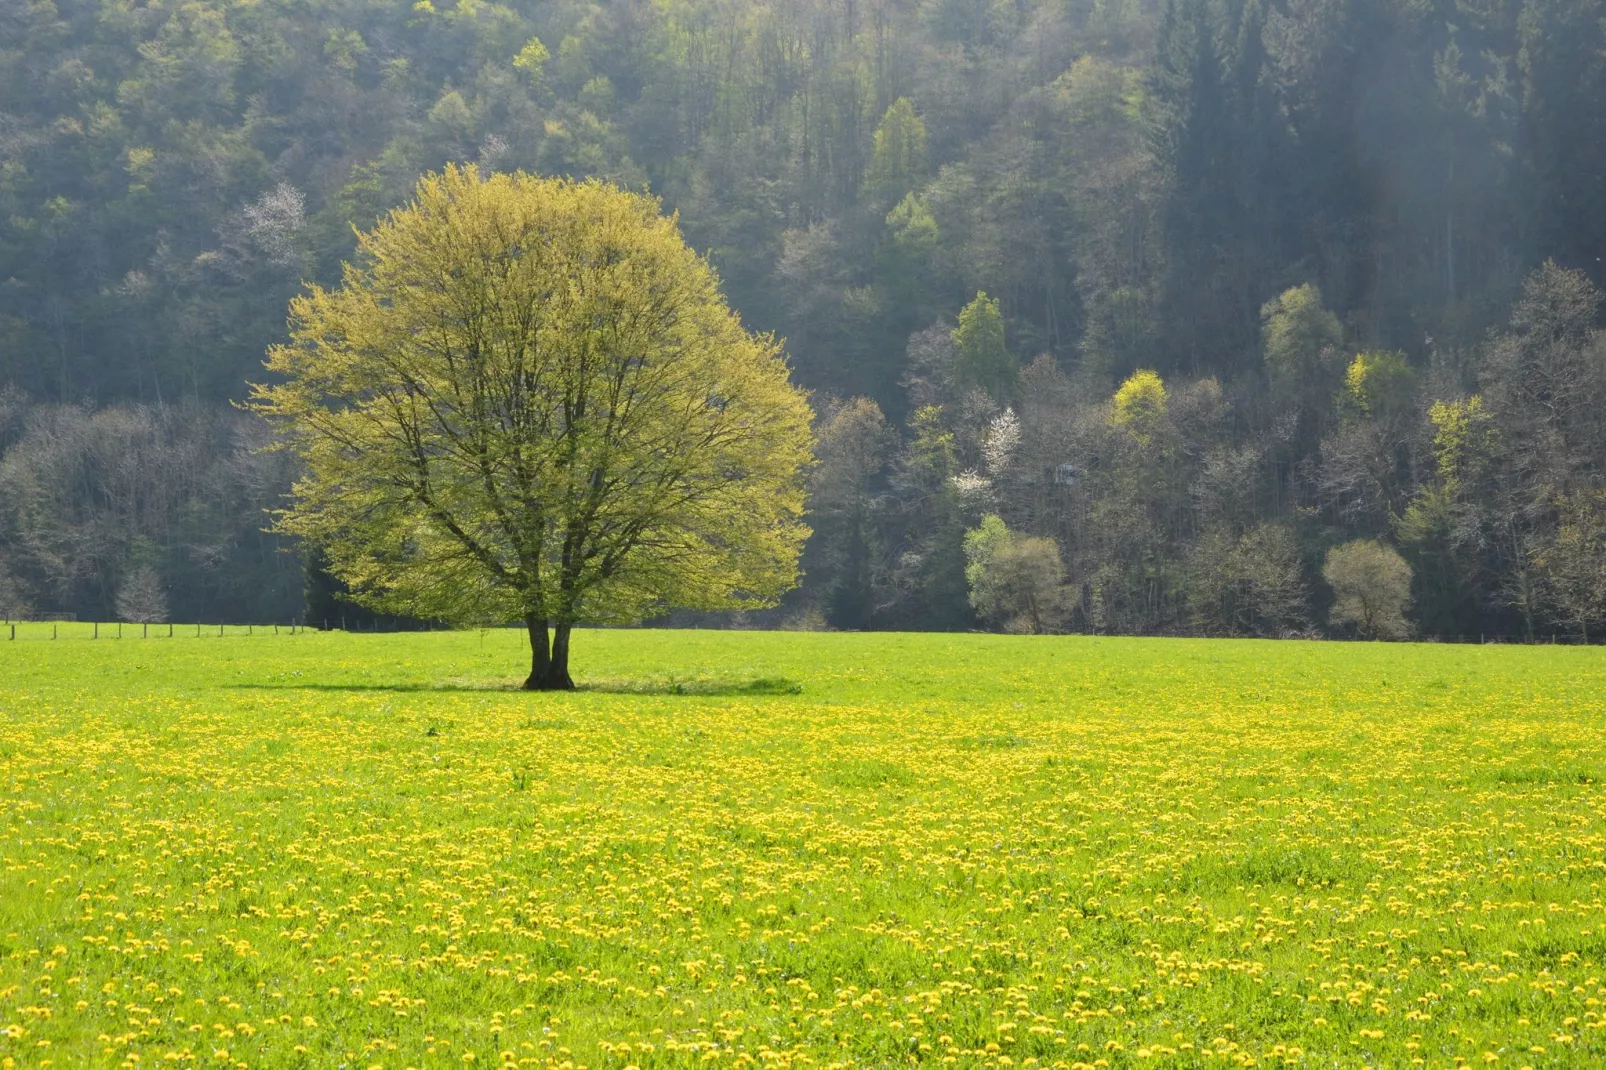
249 166 812 686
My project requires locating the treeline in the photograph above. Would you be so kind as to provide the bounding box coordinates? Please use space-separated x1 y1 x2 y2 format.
0 393 301 622
806 266 1606 639
3 0 1606 632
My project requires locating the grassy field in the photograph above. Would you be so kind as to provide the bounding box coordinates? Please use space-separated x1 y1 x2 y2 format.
3 630 1606 1069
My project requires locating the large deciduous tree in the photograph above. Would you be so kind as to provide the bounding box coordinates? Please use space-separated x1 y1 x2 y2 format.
251 167 813 689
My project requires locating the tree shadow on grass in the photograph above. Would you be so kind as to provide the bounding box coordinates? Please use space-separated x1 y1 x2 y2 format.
226 676 803 697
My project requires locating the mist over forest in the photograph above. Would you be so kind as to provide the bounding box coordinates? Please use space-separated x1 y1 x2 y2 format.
3 0 1606 638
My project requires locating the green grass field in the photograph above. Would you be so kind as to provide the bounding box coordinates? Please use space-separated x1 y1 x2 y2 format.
4 630 1606 1069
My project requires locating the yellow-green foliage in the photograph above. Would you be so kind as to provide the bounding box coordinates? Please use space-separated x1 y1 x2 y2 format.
1112 369 1167 431
5 630 1606 1067
1429 396 1493 482
250 166 813 630
512 37 550 77
1342 351 1416 420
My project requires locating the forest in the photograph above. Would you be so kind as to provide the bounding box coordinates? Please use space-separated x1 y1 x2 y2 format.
3 0 1606 638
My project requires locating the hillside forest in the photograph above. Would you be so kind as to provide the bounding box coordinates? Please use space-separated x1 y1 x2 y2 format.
4 0 1606 638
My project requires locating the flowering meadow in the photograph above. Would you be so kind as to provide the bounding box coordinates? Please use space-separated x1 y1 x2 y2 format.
3 630 1606 1069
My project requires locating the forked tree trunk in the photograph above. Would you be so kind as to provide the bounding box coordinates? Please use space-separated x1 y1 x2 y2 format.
523 614 575 691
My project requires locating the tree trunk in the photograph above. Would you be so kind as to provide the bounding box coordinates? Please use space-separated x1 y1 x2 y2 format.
545 621 576 690
522 615 575 690
523 614 552 691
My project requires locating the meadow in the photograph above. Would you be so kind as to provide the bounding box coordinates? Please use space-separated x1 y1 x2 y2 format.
3 629 1606 1069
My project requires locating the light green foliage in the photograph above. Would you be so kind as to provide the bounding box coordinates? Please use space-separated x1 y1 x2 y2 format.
951 292 1017 402
6 632 1606 1066
885 192 939 251
1261 284 1343 392
867 98 929 198
1054 55 1141 128
1341 350 1417 421
963 515 1067 633
962 513 1013 616
1323 539 1414 639
250 167 813 685
906 405 957 481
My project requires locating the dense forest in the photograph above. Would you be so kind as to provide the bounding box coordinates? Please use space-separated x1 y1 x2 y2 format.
3 0 1606 637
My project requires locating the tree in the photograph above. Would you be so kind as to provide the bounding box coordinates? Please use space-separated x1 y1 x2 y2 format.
1323 540 1414 640
867 99 929 201
0 556 31 621
1534 489 1606 641
1262 284 1344 400
1111 369 1168 439
963 514 1067 634
809 398 894 630
1341 351 1418 424
116 566 170 625
1187 523 1308 636
1321 351 1421 533
952 293 1018 403
251 167 813 690
885 406 972 630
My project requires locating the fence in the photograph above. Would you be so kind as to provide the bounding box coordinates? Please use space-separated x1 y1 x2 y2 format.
5 621 1604 643
3 621 310 641
2 618 456 640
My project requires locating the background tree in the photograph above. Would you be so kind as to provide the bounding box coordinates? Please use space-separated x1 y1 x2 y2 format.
964 514 1068 634
115 566 170 625
1324 540 1414 640
1187 523 1308 637
1320 351 1421 534
1262 285 1344 420
867 99 929 203
808 398 894 630
1534 489 1606 641
251 167 812 688
952 293 1018 404
883 405 971 630
0 557 31 621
